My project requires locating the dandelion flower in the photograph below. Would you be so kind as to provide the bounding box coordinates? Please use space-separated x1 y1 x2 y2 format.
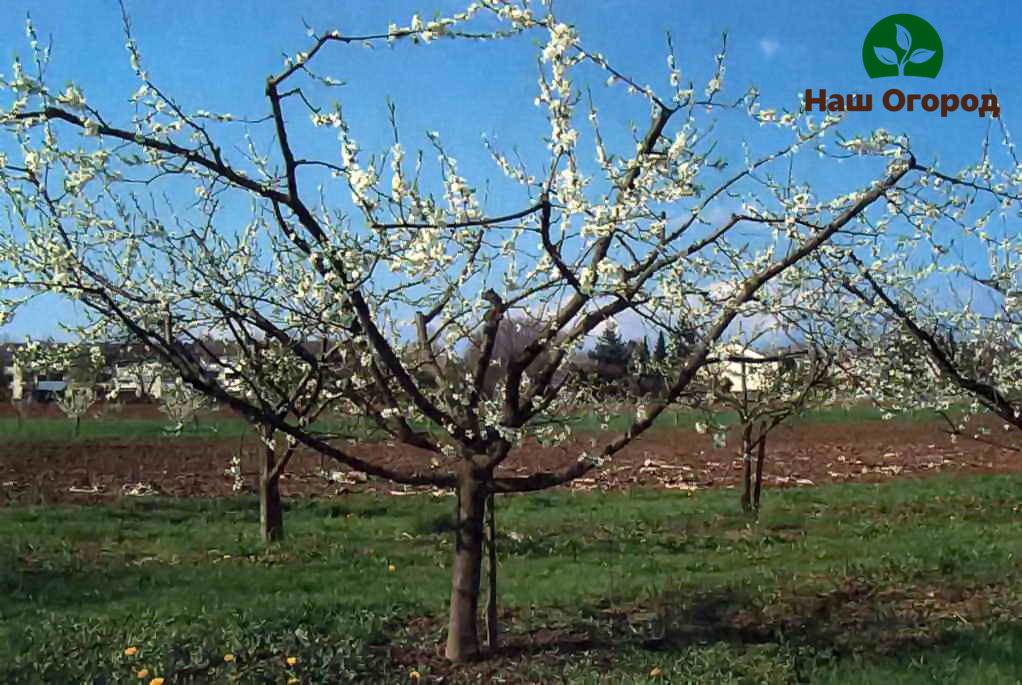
388 564 396 572
124 647 139 656
224 653 236 662
410 671 421 681
288 679 300 685
150 679 165 685
286 656 299 666
650 667 663 677
137 669 149 679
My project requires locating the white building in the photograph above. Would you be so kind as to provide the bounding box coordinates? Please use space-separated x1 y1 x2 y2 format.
704 344 771 395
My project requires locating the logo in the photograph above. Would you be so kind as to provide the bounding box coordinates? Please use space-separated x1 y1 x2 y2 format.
862 14 942 78
807 13 998 117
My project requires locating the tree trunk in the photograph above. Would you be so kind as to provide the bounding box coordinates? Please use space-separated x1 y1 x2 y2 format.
445 463 488 662
73 415 81 438
740 422 753 514
260 472 284 543
485 491 498 650
260 431 284 543
753 423 767 511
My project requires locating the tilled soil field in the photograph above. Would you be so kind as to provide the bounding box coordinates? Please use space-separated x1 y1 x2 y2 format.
2 405 1019 505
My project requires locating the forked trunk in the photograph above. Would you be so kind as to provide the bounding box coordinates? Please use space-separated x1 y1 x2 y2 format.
445 463 488 662
260 432 284 543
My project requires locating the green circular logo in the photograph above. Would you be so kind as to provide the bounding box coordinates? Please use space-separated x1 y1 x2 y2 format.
862 14 943 78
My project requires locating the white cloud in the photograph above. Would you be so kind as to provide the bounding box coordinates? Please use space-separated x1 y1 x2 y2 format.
759 39 780 59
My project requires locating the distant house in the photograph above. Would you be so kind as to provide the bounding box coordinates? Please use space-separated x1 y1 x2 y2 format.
0 341 157 402
0 336 393 404
32 380 67 402
1 346 19 401
109 359 167 399
1 342 68 402
702 344 771 395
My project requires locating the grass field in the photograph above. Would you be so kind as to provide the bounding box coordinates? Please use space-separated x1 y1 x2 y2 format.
3 474 1022 683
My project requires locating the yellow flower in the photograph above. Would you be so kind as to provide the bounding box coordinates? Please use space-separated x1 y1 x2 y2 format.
410 671 421 681
286 656 299 666
224 653 236 662
150 679 165 685
288 679 300 685
649 666 663 677
136 669 149 679
388 563 396 572
124 646 138 656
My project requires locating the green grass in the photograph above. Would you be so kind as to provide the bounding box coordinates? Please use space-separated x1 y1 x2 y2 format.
1 402 956 446
0 415 252 443
565 402 950 433
2 474 1022 682
0 412 391 444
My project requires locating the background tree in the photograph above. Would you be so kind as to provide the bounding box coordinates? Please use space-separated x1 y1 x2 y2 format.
635 336 650 367
236 340 342 543
158 378 207 434
0 2 964 662
17 343 103 435
668 321 699 364
463 314 565 398
698 346 834 514
653 330 669 365
802 122 1022 448
588 323 631 366
56 382 96 437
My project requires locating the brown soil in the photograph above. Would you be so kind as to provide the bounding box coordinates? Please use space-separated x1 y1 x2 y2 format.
2 404 1019 505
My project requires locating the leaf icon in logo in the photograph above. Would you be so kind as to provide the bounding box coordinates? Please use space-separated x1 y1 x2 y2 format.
873 46 899 66
895 24 912 52
863 15 943 79
907 48 935 64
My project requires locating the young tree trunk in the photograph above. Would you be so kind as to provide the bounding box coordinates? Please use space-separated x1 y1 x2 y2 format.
740 422 753 514
485 491 498 650
260 429 284 543
753 423 767 511
260 471 284 543
73 414 81 438
445 462 488 662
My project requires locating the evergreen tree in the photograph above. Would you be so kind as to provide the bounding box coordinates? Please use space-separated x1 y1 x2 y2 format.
653 330 668 363
589 325 630 365
636 336 650 365
670 325 698 361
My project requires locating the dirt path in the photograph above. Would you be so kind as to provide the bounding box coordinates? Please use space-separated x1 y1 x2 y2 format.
3 413 1019 505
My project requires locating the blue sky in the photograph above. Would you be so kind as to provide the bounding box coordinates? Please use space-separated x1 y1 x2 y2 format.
0 1 1019 341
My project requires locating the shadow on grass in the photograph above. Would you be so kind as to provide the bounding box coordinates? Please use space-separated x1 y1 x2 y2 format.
386 577 1022 682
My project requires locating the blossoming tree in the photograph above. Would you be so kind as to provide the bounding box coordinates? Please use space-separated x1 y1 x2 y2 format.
828 127 1022 445
698 345 835 514
0 1 955 661
13 342 104 435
